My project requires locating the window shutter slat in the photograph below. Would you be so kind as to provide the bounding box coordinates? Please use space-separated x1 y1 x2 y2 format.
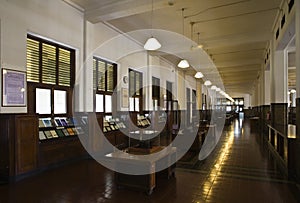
135 72 140 96
27 35 74 87
107 64 114 92
58 48 71 86
93 59 97 90
42 43 56 85
26 38 40 83
129 70 135 97
98 61 105 91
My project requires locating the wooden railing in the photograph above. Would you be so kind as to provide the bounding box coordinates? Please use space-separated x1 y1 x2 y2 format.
267 124 297 177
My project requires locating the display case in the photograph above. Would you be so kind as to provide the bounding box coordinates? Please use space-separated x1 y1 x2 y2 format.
38 117 86 141
137 114 151 128
38 114 89 168
98 114 129 150
103 116 127 133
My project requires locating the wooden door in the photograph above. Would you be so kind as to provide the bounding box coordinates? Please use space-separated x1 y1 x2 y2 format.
15 115 38 175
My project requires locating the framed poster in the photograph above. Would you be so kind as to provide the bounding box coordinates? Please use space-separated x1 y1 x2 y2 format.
121 88 128 108
2 69 26 106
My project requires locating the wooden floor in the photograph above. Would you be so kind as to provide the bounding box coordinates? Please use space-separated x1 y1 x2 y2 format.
0 115 299 202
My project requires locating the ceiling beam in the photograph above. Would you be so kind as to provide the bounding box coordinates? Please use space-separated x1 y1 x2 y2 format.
215 59 263 67
85 0 167 23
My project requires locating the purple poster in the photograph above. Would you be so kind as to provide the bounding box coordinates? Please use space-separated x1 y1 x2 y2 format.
3 69 26 106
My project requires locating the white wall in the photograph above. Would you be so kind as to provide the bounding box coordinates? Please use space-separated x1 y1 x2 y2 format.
177 70 186 109
185 75 197 91
175 72 198 110
89 22 179 112
264 70 271 105
244 94 251 109
0 0 202 114
0 0 83 113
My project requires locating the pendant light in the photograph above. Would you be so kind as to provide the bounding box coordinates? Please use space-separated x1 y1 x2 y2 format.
144 0 161 50
178 59 189 68
204 80 212 86
192 32 203 50
194 71 204 79
178 8 190 68
190 22 203 50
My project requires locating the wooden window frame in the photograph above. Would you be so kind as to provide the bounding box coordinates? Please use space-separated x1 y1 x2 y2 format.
129 69 143 112
26 35 75 118
93 57 117 115
152 76 160 107
28 82 73 118
27 34 75 86
166 81 173 102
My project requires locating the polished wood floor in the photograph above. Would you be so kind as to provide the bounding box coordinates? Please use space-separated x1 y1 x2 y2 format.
0 116 299 202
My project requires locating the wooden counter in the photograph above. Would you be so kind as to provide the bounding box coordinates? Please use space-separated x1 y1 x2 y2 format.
105 146 176 195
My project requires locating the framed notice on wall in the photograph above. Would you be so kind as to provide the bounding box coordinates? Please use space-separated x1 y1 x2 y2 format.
2 69 26 106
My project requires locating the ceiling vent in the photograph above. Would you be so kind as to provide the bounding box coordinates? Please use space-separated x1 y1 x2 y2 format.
276 28 280 40
281 15 285 28
288 0 294 13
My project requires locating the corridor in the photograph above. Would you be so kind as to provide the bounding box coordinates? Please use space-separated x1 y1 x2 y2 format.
0 117 299 203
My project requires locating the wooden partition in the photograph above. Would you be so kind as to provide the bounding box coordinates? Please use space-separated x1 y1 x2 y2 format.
0 115 13 182
0 115 38 179
267 124 297 178
0 114 89 181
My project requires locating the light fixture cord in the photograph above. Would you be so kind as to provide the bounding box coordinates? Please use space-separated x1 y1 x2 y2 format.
182 8 185 38
151 0 154 36
190 22 194 39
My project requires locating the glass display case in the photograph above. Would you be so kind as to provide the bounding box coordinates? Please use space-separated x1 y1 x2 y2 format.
38 116 87 141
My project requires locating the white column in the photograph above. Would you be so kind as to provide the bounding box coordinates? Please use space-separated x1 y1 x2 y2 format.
251 93 255 107
270 49 288 103
264 70 271 105
177 69 186 110
196 80 202 109
257 80 261 106
259 69 264 106
145 53 152 111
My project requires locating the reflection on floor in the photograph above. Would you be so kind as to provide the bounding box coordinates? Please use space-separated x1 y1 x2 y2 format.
0 118 299 203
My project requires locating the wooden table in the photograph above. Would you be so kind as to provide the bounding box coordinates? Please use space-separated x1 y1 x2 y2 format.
105 146 176 195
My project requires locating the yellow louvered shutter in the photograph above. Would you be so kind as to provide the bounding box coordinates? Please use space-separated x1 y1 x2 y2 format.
26 38 40 83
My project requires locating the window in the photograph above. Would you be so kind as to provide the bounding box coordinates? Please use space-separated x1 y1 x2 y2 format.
36 88 51 114
166 81 173 101
152 77 160 110
54 90 67 114
226 106 232 112
95 94 104 112
129 69 143 112
202 93 207 110
230 98 244 112
93 57 117 113
192 89 196 110
105 95 112 113
26 34 75 117
27 35 74 86
186 88 191 125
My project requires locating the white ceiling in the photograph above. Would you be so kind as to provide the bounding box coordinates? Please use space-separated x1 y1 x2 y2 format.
65 0 283 95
